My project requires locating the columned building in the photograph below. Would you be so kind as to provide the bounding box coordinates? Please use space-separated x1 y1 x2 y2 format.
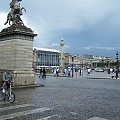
33 47 60 69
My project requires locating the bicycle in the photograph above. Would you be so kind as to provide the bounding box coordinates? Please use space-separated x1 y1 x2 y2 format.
0 81 15 103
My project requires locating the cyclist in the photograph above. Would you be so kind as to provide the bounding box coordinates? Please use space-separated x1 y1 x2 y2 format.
2 69 13 91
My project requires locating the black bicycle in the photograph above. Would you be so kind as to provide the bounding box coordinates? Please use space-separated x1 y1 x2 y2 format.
1 82 15 103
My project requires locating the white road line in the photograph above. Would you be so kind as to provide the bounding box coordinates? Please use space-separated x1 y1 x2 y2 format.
36 115 60 120
70 112 77 115
0 101 18 105
0 104 32 111
88 117 108 120
0 107 52 120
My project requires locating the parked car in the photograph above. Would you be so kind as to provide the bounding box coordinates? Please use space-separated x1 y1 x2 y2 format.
95 68 104 72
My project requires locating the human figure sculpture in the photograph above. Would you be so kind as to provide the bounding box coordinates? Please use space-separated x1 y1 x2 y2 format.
4 0 26 25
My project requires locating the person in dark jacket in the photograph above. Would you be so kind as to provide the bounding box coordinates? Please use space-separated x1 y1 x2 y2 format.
40 67 46 87
39 67 43 79
42 67 46 79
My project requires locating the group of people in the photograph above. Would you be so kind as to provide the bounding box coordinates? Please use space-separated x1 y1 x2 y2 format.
53 68 60 77
63 68 71 77
52 67 82 77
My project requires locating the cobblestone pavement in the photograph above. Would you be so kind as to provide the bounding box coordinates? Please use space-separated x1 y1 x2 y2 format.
0 76 120 120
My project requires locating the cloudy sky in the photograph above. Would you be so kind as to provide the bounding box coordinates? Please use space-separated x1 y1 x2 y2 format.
1 0 120 57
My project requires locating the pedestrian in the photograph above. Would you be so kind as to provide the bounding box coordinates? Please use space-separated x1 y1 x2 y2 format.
39 67 43 79
56 68 59 77
42 67 46 79
41 67 46 87
67 68 71 77
107 69 110 74
79 69 82 76
87 68 91 75
53 68 56 77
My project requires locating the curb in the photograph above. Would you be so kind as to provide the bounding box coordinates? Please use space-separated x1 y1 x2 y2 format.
85 77 118 80
12 84 41 89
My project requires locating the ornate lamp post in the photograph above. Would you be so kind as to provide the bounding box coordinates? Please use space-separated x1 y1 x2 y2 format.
72 56 74 77
32 49 37 71
60 38 65 73
101 58 104 68
116 52 119 79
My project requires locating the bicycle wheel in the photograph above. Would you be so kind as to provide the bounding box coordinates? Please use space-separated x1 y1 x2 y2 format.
8 91 15 103
0 91 6 100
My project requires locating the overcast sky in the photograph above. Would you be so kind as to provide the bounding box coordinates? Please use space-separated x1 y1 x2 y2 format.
1 0 120 57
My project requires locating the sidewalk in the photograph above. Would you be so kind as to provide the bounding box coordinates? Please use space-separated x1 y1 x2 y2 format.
13 71 118 89
46 71 118 80
83 71 119 80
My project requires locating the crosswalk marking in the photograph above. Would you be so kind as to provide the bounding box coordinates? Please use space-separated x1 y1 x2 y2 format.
0 104 32 111
0 107 52 120
0 102 109 120
88 117 108 120
36 115 60 120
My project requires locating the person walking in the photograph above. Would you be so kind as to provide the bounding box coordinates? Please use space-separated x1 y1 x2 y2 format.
42 67 46 79
79 69 82 76
41 67 46 87
53 68 56 77
39 67 43 79
56 68 59 77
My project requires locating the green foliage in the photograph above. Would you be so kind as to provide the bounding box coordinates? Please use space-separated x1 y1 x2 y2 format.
93 61 120 67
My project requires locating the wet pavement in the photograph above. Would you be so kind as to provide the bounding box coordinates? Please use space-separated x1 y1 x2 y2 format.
0 75 120 120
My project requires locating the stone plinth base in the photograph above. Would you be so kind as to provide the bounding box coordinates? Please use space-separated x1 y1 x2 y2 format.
13 71 36 86
0 24 37 86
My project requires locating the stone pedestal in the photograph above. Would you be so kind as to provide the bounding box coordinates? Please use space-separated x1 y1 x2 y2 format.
0 24 37 86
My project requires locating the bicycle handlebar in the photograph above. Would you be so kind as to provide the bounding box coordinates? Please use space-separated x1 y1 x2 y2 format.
3 80 13 83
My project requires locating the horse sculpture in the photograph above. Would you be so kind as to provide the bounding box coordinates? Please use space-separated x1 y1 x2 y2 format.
4 0 26 25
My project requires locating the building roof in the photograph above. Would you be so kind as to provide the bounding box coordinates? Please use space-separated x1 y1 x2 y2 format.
33 47 60 53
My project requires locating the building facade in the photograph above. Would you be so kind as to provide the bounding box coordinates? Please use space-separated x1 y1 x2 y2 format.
33 47 60 70
33 47 114 71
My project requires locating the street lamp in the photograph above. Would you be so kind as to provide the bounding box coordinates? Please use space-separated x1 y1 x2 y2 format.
101 58 104 68
60 38 65 73
72 56 74 77
116 52 119 79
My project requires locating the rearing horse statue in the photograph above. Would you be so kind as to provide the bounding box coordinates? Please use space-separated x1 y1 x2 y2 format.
4 0 26 25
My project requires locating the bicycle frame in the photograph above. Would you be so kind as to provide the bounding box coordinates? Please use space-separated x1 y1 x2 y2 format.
1 82 15 103
9 82 12 97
